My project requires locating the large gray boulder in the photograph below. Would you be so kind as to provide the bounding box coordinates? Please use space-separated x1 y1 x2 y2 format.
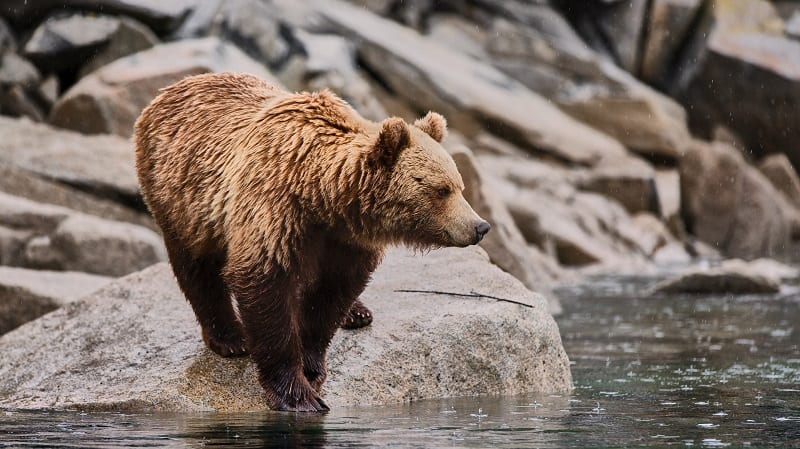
674 0 800 169
0 17 15 51
680 140 797 259
0 50 44 121
0 267 110 335
318 0 627 166
575 155 659 214
49 37 282 137
758 153 800 210
1 0 195 34
0 192 165 277
0 163 154 230
426 5 690 161
479 153 680 267
0 117 138 206
0 51 39 87
78 17 160 77
23 13 158 73
654 169 684 237
0 247 572 411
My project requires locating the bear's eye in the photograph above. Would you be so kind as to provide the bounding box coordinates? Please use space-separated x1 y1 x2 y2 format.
437 187 451 198
413 177 423 183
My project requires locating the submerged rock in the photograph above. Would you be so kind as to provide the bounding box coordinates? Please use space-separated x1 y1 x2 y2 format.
0 267 110 335
0 247 572 411
651 259 789 294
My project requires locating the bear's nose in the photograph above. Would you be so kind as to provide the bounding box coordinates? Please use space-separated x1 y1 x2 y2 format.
475 221 491 243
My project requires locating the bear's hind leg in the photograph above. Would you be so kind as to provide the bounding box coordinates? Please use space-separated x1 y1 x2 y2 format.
163 236 247 357
226 257 328 412
301 242 382 392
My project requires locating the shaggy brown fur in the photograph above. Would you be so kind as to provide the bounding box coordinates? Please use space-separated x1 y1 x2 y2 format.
134 72 489 412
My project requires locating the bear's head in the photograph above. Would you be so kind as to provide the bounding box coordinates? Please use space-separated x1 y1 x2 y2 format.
367 112 490 248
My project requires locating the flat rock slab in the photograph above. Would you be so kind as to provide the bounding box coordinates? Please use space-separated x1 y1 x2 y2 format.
651 259 788 295
0 247 571 411
0 116 138 204
0 267 110 335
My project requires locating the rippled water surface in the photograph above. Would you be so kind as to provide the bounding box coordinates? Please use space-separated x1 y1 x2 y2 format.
2 274 799 448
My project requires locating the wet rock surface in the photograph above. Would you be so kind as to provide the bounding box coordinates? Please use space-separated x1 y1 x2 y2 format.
0 248 571 411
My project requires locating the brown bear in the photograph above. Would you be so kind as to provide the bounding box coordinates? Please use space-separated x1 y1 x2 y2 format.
134 72 490 412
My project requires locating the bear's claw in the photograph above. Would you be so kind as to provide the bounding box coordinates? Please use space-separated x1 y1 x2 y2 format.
273 393 330 413
340 300 373 329
203 328 249 358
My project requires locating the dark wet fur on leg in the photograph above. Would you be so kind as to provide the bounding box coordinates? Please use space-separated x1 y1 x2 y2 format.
162 230 247 358
227 257 329 412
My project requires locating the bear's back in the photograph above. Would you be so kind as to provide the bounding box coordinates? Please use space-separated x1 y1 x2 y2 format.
135 72 286 255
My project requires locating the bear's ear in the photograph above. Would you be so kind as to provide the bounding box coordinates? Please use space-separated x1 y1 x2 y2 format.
370 117 411 168
413 111 447 142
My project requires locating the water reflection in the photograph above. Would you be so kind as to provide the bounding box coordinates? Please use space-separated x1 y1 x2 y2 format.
178 412 329 448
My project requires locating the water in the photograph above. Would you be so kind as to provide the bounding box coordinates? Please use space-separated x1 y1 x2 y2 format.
2 275 799 448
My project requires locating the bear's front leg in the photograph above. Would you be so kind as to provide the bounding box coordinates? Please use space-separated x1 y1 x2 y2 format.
224 257 328 412
300 241 383 392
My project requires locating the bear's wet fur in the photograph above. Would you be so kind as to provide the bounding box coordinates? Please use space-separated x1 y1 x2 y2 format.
134 72 489 412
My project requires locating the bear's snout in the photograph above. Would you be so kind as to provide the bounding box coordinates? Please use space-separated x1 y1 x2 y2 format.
475 221 491 243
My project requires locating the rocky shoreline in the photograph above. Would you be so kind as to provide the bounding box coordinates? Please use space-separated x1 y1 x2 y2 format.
1 0 799 410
